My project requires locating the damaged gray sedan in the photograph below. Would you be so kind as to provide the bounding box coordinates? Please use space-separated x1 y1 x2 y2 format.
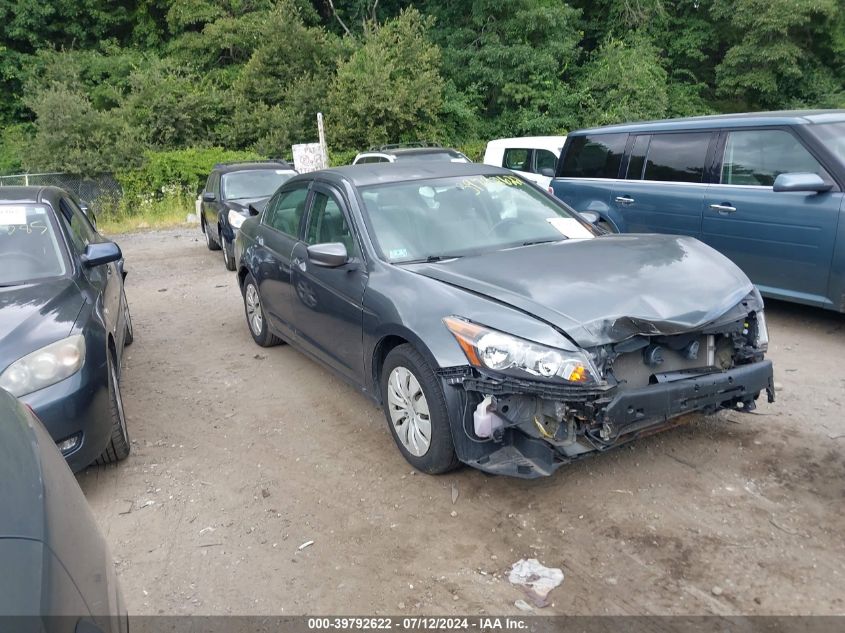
235 162 774 478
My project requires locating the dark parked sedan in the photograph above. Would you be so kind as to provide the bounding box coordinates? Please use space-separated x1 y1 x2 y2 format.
0 187 132 472
0 387 128 627
234 163 774 478
200 160 297 270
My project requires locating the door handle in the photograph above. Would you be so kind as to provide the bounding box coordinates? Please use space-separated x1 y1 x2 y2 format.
256 236 264 246
615 195 635 205
709 203 737 214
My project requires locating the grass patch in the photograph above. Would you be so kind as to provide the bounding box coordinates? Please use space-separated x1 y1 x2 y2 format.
97 191 197 234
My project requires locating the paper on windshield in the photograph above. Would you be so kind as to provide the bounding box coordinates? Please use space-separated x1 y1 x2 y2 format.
546 217 594 239
0 206 27 226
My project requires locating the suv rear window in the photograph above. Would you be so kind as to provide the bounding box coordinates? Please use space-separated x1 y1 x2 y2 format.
558 134 626 179
642 133 710 183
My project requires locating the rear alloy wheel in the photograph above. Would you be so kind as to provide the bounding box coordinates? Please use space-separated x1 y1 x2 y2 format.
95 351 131 465
204 220 221 251
381 344 459 474
243 274 282 347
221 229 236 271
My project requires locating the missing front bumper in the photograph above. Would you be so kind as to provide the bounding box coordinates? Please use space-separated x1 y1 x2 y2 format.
445 360 774 478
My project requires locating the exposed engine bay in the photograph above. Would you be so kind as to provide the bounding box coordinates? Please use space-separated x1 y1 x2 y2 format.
442 310 774 478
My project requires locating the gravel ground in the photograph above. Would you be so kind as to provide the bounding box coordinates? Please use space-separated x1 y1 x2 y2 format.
78 227 845 616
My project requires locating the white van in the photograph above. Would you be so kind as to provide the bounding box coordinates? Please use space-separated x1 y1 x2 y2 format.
483 136 567 188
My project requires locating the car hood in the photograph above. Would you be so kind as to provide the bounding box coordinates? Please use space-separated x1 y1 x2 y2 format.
226 196 271 215
405 234 757 348
0 278 83 370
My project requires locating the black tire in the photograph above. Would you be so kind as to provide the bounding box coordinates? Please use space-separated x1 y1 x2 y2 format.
380 344 460 474
203 219 221 251
122 290 134 346
242 273 282 347
95 351 131 465
221 230 236 271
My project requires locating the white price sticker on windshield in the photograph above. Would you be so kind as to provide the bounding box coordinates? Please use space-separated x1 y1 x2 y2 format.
546 217 594 239
0 206 27 226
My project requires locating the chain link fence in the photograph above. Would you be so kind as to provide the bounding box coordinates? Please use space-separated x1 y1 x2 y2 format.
0 172 123 212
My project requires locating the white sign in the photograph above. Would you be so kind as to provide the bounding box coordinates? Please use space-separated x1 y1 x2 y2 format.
292 142 328 174
0 205 27 226
546 217 595 239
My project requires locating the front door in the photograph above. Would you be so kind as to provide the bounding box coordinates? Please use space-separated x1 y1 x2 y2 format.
703 128 842 305
254 185 310 339
290 185 367 385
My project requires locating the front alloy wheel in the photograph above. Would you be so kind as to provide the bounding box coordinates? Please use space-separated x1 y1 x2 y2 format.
380 344 459 474
242 274 281 347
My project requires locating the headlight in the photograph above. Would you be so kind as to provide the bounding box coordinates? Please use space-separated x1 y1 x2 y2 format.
0 335 86 397
443 316 600 384
753 311 768 352
228 209 246 229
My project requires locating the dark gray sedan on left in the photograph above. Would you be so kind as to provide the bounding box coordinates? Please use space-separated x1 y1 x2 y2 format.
0 187 132 472
0 387 128 628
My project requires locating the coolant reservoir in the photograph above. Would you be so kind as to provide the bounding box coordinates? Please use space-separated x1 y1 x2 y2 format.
474 395 504 439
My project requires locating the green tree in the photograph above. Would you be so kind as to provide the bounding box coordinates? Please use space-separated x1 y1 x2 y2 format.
327 8 445 150
711 0 844 109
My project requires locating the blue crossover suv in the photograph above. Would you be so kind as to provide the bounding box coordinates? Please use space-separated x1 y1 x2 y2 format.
550 110 845 312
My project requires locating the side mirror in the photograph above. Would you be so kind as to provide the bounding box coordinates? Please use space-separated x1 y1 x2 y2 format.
307 242 348 268
248 203 261 216
579 211 600 225
773 172 831 193
202 191 216 202
539 167 556 178
81 241 122 267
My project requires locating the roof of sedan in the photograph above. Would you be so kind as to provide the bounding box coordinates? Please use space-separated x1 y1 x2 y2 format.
313 162 514 187
214 160 295 174
0 186 63 204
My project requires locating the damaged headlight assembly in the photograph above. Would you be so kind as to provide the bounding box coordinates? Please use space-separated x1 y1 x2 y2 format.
752 311 769 352
443 316 600 384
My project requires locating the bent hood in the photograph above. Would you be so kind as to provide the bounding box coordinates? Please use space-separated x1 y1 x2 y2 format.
0 278 83 370
407 234 757 348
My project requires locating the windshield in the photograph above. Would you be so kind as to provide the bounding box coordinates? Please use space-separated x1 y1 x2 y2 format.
809 122 845 166
395 151 469 163
360 174 595 263
0 204 67 286
222 169 295 200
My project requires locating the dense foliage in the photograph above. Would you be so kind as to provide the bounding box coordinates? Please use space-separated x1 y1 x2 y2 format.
1 0 843 177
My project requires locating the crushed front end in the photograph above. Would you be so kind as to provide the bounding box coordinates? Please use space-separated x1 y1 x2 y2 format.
440 308 774 478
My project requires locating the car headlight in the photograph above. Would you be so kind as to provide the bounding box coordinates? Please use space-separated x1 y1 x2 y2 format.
0 335 86 397
752 311 768 352
228 209 246 229
443 316 600 384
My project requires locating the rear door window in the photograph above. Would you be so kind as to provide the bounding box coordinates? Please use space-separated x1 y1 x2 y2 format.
503 148 531 171
264 187 309 238
558 134 626 179
643 133 711 183
720 129 830 186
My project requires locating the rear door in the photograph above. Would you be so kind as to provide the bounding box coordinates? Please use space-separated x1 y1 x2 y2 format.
703 127 842 304
611 132 714 237
290 184 367 385
254 184 311 339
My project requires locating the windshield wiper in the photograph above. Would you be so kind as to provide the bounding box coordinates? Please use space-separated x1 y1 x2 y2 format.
521 238 566 246
397 254 464 264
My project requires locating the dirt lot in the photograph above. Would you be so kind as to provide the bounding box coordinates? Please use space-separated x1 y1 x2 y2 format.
78 228 845 616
